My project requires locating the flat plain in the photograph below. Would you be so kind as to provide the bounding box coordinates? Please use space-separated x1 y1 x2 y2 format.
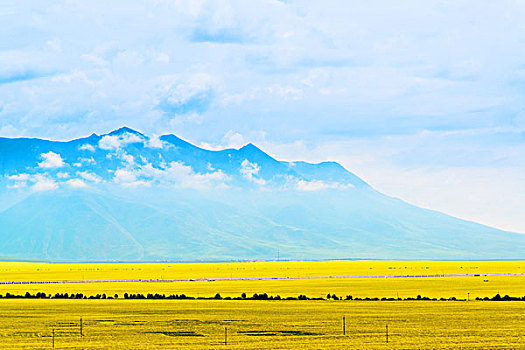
0 260 524 299
0 260 523 349
0 300 524 349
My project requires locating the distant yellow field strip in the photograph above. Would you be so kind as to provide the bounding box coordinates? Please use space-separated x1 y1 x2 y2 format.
1 272 524 285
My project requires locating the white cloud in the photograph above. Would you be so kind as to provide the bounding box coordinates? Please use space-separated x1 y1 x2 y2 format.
78 171 102 183
120 153 135 165
295 179 352 191
114 168 143 186
7 181 27 189
267 84 303 100
219 88 260 107
32 174 58 191
78 157 96 165
200 130 270 151
145 135 168 149
112 161 230 189
52 70 95 86
6 169 100 190
222 131 245 149
76 156 96 167
79 143 96 152
66 178 87 188
7 174 29 189
240 159 265 185
200 130 246 150
8 173 30 181
155 73 216 118
38 152 65 169
158 53 170 63
161 162 230 189
99 133 144 150
113 50 144 68
7 173 31 189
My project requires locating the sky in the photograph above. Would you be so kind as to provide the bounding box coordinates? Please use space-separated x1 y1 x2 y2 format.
1 0 525 233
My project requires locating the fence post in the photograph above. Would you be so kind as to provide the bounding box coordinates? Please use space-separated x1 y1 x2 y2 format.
80 317 83 337
52 328 55 348
342 316 345 335
224 326 227 345
386 324 388 343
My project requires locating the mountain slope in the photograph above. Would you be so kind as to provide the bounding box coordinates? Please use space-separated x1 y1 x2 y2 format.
0 127 523 261
0 186 523 261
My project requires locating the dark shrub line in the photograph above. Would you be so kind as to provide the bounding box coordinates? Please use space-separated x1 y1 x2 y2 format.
0 292 523 301
121 293 317 300
476 294 524 301
0 292 117 299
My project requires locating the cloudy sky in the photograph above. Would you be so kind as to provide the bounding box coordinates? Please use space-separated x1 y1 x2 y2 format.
1 0 525 233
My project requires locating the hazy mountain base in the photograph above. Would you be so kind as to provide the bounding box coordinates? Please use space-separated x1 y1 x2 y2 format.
0 128 524 261
0 185 523 261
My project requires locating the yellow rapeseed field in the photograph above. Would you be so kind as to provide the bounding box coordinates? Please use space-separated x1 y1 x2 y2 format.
0 260 523 299
1 260 523 281
0 299 523 349
0 260 523 349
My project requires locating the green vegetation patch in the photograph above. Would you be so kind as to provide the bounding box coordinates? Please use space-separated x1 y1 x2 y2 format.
238 330 318 336
151 331 205 337
115 321 146 326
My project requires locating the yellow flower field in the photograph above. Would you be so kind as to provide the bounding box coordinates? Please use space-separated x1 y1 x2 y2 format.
0 260 523 349
1 260 523 282
0 260 523 299
0 299 523 349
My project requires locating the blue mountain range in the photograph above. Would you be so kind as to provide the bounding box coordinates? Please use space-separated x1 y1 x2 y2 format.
0 127 523 261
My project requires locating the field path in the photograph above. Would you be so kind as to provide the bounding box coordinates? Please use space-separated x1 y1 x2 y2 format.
1 272 524 285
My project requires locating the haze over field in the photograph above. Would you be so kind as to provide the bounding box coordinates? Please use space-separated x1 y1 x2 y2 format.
0 128 524 261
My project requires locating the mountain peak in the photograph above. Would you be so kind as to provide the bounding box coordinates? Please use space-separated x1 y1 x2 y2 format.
107 127 144 137
238 143 276 161
239 143 262 152
160 133 199 149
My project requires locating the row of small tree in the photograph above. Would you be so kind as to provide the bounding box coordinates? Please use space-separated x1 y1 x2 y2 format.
0 292 119 299
122 292 313 300
0 292 523 301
